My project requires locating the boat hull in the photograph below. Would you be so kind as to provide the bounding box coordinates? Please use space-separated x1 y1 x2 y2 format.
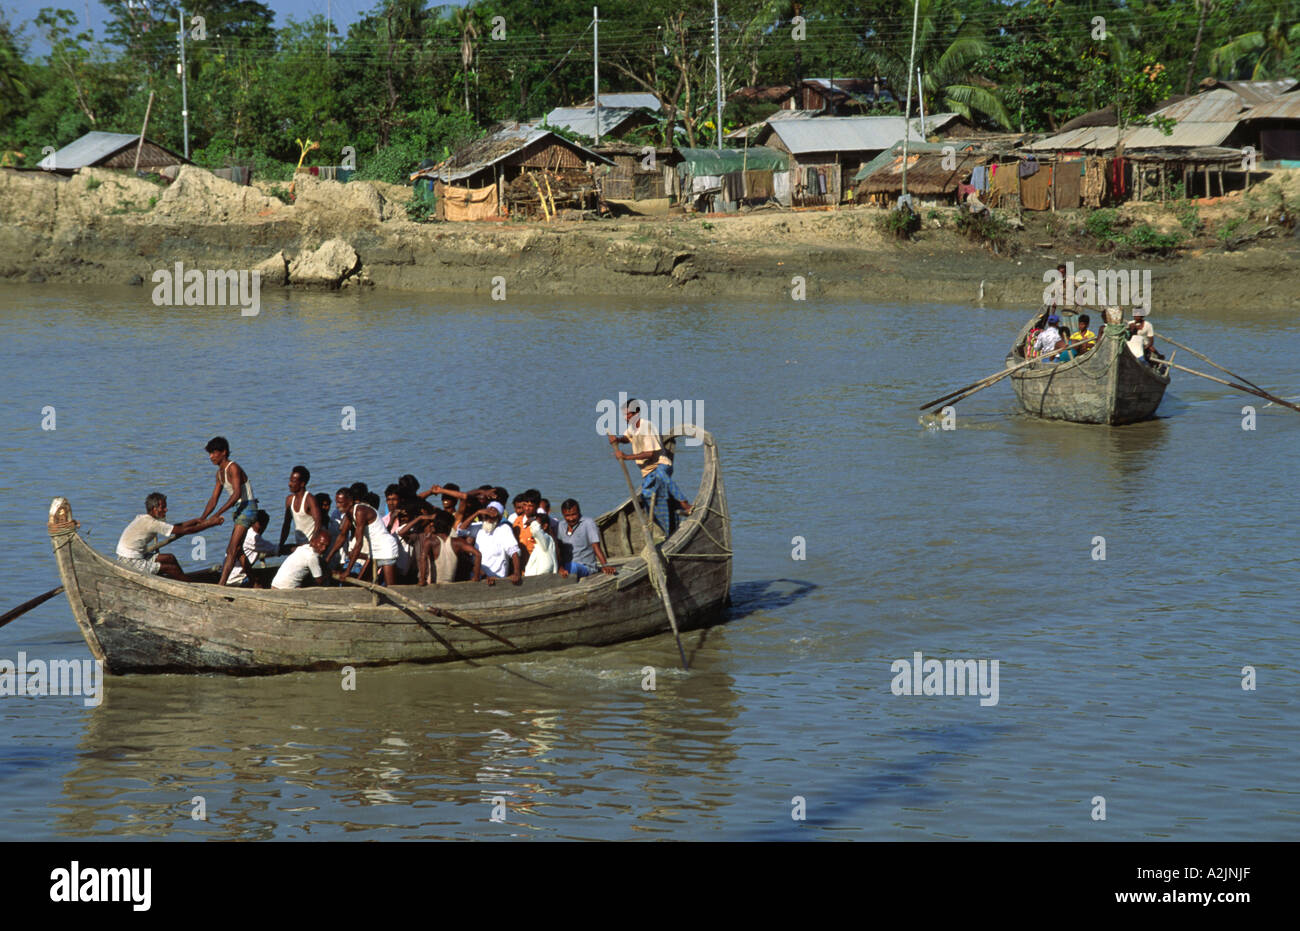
48 427 732 675
1006 319 1169 425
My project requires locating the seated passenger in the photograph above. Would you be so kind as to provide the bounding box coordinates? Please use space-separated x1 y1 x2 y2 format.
1127 309 1155 362
1056 324 1076 362
226 509 277 586
115 492 223 581
1074 314 1096 353
556 499 617 579
467 501 522 584
523 509 558 576
1032 314 1065 360
271 530 331 589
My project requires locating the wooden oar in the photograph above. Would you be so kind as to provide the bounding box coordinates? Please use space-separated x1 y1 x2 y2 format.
1162 361 1300 414
614 447 689 670
339 575 520 650
1151 331 1267 393
920 346 1084 411
0 585 65 631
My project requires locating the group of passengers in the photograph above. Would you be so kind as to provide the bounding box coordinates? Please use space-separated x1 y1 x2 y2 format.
113 399 692 592
1026 264 1160 365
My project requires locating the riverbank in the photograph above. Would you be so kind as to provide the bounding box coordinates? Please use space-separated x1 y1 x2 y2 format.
2 165 1297 311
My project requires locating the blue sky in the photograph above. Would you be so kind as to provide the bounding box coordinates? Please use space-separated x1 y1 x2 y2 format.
3 0 424 54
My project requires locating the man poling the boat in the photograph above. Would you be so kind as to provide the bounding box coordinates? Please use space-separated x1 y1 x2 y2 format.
116 492 225 581
611 397 692 533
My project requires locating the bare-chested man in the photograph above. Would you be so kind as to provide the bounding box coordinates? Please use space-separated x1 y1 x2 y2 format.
198 436 259 586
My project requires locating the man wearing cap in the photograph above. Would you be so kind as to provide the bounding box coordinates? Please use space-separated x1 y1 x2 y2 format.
1033 314 1066 360
1127 309 1156 363
465 500 522 584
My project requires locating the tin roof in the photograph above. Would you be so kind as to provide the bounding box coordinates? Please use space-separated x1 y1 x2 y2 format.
1198 78 1299 106
580 93 661 112
543 107 649 138
758 115 960 154
1241 91 1300 120
37 131 186 170
1027 120 1238 152
1151 88 1249 123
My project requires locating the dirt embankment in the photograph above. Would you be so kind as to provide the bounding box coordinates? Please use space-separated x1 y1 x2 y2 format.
1 165 1297 311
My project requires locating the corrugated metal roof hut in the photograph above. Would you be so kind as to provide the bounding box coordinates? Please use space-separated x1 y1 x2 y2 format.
1238 91 1300 161
410 124 613 221
755 116 947 206
543 106 657 140
37 131 190 173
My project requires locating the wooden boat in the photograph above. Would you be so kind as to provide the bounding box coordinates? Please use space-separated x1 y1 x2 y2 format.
47 425 732 675
1006 313 1170 424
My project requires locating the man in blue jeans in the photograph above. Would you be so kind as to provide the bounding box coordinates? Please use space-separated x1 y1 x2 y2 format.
610 397 693 532
557 499 617 578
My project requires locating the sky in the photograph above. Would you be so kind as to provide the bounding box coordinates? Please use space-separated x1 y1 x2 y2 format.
3 0 415 55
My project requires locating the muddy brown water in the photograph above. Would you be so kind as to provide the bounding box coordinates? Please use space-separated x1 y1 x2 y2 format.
1 283 1297 839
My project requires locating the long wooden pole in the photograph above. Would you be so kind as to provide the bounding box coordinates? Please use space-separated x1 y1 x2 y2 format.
132 90 155 174
1163 361 1300 414
1151 330 1266 393
339 575 520 649
0 586 64 630
615 446 688 670
920 339 1097 411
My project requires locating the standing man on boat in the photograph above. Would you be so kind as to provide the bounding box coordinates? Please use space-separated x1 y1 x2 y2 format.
1127 310 1157 363
326 484 402 585
278 465 324 555
611 397 692 532
116 492 224 581
199 437 260 587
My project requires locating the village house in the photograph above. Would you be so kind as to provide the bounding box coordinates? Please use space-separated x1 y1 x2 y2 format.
410 124 612 221
36 131 190 175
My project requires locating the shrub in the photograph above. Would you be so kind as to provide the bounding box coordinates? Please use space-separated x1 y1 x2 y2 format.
1122 223 1182 255
268 185 293 204
955 208 1015 254
1176 200 1203 235
1084 208 1123 245
85 176 101 191
877 205 920 240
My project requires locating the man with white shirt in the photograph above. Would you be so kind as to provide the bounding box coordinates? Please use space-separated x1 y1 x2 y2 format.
1033 314 1065 360
116 492 224 580
1127 309 1156 363
271 530 332 589
226 510 278 586
466 501 522 584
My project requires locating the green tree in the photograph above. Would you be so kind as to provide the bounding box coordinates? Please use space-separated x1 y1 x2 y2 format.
1210 7 1300 79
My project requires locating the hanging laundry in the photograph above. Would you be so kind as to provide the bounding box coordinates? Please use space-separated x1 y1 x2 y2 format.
1054 160 1082 208
743 169 773 200
970 164 988 191
1019 165 1053 210
1018 155 1039 179
772 170 792 205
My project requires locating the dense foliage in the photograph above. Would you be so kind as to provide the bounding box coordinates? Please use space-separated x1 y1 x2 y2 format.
2 1 1298 181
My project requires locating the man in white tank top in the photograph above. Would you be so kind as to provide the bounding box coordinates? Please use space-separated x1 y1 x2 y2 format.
277 465 324 554
199 436 259 586
324 484 402 585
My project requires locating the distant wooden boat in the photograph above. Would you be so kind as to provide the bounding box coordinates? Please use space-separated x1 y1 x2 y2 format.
48 426 732 675
1006 314 1170 424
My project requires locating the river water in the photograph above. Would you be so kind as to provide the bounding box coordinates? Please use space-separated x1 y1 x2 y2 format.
1 282 1297 841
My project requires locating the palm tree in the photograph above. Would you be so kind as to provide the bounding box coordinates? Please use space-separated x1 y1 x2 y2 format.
452 4 480 116
0 18 27 127
865 0 1012 130
1211 10 1300 79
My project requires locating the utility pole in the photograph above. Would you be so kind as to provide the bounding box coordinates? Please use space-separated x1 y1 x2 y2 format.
178 8 189 160
593 7 600 144
327 0 332 59
713 0 722 149
900 0 920 202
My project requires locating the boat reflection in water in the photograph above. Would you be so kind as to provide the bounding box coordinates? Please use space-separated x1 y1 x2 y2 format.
58 639 745 840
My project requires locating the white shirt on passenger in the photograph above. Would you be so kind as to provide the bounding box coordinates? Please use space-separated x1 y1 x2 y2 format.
1033 326 1062 354
271 545 325 589
116 514 175 559
475 523 520 578
227 528 277 586
523 519 557 576
1127 320 1153 359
